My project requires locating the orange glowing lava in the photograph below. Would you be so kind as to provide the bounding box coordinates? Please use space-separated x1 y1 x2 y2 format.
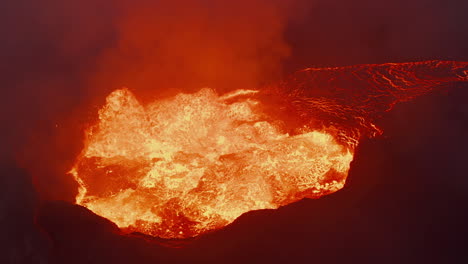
71 60 467 239
71 88 353 238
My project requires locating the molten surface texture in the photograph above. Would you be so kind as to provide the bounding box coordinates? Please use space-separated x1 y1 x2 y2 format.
72 88 352 238
71 60 467 238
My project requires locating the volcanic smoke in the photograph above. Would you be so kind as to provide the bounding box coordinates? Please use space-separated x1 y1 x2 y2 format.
69 60 467 239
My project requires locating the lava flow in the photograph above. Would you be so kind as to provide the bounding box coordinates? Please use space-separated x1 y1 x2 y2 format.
71 60 467 239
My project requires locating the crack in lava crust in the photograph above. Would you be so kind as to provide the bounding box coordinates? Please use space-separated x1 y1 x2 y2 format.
71 88 353 239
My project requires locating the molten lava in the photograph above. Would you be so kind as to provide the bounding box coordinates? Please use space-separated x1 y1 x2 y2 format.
71 60 467 239
71 88 352 238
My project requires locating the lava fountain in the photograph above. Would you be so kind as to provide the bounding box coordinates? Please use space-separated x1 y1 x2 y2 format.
70 60 467 239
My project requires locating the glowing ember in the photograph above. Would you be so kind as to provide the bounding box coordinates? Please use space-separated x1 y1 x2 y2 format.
71 88 352 238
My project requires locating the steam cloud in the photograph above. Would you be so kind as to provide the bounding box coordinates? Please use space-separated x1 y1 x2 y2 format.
13 0 311 201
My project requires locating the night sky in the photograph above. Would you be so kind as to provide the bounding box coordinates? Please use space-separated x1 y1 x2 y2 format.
1 1 468 263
